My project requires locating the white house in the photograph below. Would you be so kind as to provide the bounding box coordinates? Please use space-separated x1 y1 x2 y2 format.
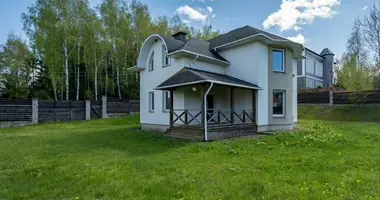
131 26 304 141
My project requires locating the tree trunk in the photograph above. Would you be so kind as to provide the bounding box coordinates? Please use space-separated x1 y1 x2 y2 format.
76 43 80 101
64 42 69 101
95 66 98 101
116 64 121 99
105 57 108 96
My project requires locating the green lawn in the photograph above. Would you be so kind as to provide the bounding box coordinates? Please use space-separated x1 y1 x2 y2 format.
1 116 380 199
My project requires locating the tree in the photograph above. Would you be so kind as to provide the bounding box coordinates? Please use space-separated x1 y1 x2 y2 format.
0 34 33 99
337 55 373 105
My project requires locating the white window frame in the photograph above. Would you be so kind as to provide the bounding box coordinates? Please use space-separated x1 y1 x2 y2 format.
162 91 171 112
148 51 154 71
273 49 285 73
162 45 171 67
273 90 286 117
149 92 154 112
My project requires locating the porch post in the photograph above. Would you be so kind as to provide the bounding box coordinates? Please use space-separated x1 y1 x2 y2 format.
253 90 257 124
230 87 234 123
200 85 205 128
170 89 174 127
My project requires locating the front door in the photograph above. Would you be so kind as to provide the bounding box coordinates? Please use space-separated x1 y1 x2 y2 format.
207 95 215 123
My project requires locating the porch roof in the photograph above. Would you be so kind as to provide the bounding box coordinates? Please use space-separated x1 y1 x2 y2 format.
155 67 261 90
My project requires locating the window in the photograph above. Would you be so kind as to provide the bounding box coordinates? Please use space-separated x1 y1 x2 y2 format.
306 79 315 88
162 91 171 111
306 58 315 74
316 81 323 88
148 51 154 71
162 45 170 67
149 92 154 112
273 49 285 72
315 62 323 77
273 90 285 116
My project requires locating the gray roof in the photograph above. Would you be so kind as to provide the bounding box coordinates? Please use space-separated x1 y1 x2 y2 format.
208 25 290 49
160 35 228 62
320 48 334 56
156 67 260 90
158 25 292 64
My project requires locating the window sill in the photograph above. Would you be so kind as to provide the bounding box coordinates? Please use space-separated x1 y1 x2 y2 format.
148 69 154 72
273 70 286 74
273 115 286 118
162 64 171 68
149 111 155 113
162 110 170 113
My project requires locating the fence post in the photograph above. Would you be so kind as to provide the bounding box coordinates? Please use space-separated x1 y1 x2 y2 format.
85 100 91 120
32 98 38 124
102 96 108 118
329 87 334 106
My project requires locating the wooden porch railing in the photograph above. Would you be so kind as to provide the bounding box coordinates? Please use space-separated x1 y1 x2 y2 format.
171 109 255 127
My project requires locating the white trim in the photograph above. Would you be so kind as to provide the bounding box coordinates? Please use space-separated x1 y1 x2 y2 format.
167 49 230 65
273 90 286 117
305 75 323 82
137 34 168 69
155 80 261 90
149 91 155 112
204 83 214 141
162 91 170 112
272 48 285 73
213 33 303 50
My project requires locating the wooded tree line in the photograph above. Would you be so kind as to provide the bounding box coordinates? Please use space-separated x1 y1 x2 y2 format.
336 3 380 93
0 0 219 100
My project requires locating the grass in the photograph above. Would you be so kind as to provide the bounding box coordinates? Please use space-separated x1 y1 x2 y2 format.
299 105 380 122
0 115 380 199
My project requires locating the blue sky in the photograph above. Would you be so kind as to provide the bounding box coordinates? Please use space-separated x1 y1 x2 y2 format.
0 0 376 58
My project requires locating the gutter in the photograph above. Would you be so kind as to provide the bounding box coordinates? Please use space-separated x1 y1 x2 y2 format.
190 55 199 68
204 82 214 141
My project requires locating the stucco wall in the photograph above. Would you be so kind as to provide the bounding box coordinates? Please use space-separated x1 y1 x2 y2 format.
267 47 295 126
219 42 268 126
140 39 184 125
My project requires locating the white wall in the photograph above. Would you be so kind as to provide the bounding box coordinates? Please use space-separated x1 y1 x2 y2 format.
292 59 298 123
140 39 183 126
220 42 269 126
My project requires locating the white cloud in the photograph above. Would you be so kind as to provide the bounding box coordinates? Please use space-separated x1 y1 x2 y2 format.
176 5 214 23
363 5 368 10
177 5 208 22
287 33 306 45
263 0 341 32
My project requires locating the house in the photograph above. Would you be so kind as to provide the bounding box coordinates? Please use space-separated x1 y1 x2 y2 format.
297 48 335 89
131 25 304 141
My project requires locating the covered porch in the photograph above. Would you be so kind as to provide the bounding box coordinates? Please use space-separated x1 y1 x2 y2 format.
156 67 261 141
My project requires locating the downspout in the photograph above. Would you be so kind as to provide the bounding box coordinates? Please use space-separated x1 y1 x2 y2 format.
190 55 199 68
204 82 214 141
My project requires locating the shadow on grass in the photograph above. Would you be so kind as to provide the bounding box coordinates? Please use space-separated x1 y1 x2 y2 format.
47 125 193 157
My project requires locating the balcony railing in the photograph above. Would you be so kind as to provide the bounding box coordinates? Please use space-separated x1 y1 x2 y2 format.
171 109 255 127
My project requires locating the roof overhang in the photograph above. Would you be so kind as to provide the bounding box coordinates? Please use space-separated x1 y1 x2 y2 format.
212 33 304 59
128 65 144 72
155 80 261 90
168 50 230 66
155 67 261 91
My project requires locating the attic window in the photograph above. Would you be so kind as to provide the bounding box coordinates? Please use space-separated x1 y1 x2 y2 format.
162 45 170 67
149 51 154 71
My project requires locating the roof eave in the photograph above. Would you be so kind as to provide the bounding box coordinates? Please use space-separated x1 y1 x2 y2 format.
168 50 230 66
156 80 262 91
